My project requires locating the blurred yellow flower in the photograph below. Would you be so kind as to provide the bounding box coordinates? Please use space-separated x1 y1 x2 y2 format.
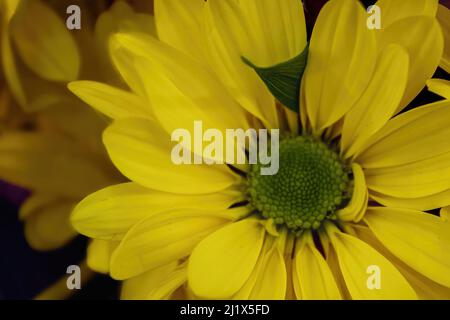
0 0 153 259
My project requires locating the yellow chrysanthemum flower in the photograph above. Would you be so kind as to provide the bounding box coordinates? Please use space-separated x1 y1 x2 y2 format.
69 0 450 300
0 0 152 265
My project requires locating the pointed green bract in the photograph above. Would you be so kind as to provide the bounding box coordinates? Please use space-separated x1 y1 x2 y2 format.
242 45 308 112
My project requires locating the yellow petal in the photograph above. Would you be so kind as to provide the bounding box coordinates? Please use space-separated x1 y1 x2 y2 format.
284 108 300 136
337 163 368 222
0 0 19 22
1 2 26 107
370 188 450 211
376 0 438 29
24 200 77 251
341 44 409 157
0 132 114 198
353 224 450 300
154 0 206 61
111 212 232 280
111 33 250 133
357 100 450 168
238 0 307 66
38 101 106 153
294 231 341 299
364 207 450 287
299 80 309 132
437 4 450 73
94 0 134 80
365 151 450 198
147 264 187 300
109 44 146 97
188 219 265 299
355 101 440 158
427 79 450 99
325 245 351 299
96 1 155 41
4 63 69 112
204 0 278 129
72 182 243 241
121 262 178 300
95 0 134 35
119 14 156 35
394 261 450 300
1 0 69 111
19 193 54 220
318 230 331 259
234 236 286 300
442 207 450 222
303 0 377 131
103 117 241 194
68 81 152 119
86 239 119 274
440 208 450 263
10 0 80 81
283 233 297 300
95 0 155 75
326 223 417 299
380 16 443 112
132 55 251 150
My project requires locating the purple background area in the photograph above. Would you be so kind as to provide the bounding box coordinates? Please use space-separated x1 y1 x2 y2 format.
0 180 29 206
0 197 119 300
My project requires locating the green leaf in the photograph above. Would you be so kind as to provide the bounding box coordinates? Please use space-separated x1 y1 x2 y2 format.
242 45 309 112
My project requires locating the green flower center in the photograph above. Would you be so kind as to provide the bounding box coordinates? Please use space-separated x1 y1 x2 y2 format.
248 136 350 232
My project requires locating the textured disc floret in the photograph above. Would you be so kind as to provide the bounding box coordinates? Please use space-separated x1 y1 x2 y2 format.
248 136 350 231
